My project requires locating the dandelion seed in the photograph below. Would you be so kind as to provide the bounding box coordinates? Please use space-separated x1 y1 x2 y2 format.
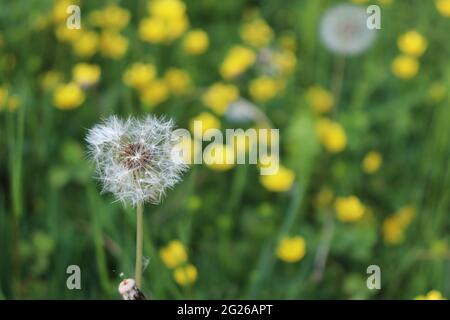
86 115 189 207
320 4 377 56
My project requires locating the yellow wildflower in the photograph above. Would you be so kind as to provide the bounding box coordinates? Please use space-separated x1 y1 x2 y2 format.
362 151 383 174
273 50 297 75
316 118 347 153
140 80 169 107
164 68 191 95
398 31 427 57
335 196 365 222
260 165 295 192
88 5 130 30
72 63 100 87
202 83 239 115
190 112 221 135
55 24 81 42
99 31 128 59
383 205 415 245
391 55 419 79
436 0 450 17
220 46 256 79
306 86 334 114
240 18 273 48
174 264 197 286
52 0 75 23
415 290 446 300
183 29 209 55
53 83 85 110
160 240 188 268
72 31 98 58
276 236 306 263
249 76 280 102
204 144 235 172
123 63 156 89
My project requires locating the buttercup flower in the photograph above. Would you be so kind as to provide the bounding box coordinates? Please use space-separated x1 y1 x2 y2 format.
391 55 419 79
164 68 191 95
240 18 274 48
139 80 169 107
53 83 85 110
160 240 188 268
306 86 335 114
123 63 156 89
260 165 295 192
183 29 209 55
316 118 347 153
383 205 415 245
72 63 101 88
276 236 306 263
397 31 427 57
88 5 130 30
86 115 188 206
220 46 256 79
415 290 446 300
436 0 450 17
203 83 239 115
320 4 377 56
99 31 128 59
174 264 197 286
249 76 280 102
72 31 99 58
335 196 365 222
362 151 383 174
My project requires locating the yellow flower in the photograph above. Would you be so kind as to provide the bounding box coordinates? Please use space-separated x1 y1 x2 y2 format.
72 31 98 58
362 151 383 174
415 290 446 300
139 80 169 106
316 118 347 153
164 68 191 95
55 24 81 42
276 236 306 263
202 83 239 115
220 46 256 79
436 0 450 17
260 165 295 192
53 83 85 110
160 240 188 268
140 0 189 44
397 31 427 57
183 29 209 55
174 264 197 286
383 205 415 245
53 0 75 23
249 76 280 102
88 5 130 30
273 50 297 75
99 31 128 59
335 196 365 222
190 112 221 135
204 144 235 171
123 63 156 89
240 18 273 48
72 63 100 87
391 55 419 79
41 71 63 91
306 86 334 114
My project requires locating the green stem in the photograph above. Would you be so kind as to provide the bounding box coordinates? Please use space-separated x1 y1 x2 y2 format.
135 202 144 288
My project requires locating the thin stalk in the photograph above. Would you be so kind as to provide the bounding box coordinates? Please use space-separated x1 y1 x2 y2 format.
135 202 144 288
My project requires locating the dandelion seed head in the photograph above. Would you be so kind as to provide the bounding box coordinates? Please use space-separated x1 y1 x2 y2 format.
86 115 188 207
319 4 377 56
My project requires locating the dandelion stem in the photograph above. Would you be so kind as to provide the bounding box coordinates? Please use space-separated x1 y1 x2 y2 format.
135 202 144 288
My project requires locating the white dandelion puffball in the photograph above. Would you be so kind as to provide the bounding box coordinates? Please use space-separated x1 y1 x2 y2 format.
86 115 188 206
319 4 377 56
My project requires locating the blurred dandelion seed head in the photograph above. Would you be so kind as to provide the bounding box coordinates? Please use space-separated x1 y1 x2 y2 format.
86 115 188 206
320 4 377 56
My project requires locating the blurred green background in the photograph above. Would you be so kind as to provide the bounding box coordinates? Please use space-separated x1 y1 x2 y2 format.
0 0 449 299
